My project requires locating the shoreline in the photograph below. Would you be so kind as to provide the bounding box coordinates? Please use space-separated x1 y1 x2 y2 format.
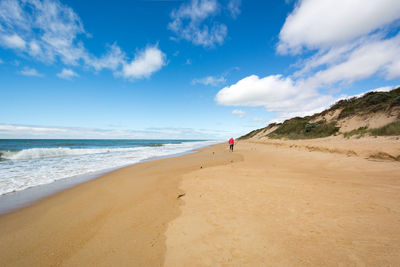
0 142 217 215
0 143 240 266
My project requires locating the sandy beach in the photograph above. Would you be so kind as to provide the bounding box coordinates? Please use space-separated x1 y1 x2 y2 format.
1 139 400 266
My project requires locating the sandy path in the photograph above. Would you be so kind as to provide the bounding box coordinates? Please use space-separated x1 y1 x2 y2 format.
165 141 400 266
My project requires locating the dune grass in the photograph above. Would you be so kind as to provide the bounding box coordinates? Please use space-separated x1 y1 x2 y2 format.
370 121 400 136
267 119 339 140
334 88 400 119
343 126 369 138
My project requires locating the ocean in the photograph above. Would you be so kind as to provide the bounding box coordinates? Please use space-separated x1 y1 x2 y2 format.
0 139 217 195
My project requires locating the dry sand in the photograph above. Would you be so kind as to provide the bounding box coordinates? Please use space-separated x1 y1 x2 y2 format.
1 139 400 266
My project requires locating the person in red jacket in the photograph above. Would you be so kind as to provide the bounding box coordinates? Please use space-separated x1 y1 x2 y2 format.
229 138 234 151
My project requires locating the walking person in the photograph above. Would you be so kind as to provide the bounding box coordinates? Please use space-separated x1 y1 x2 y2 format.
229 138 234 152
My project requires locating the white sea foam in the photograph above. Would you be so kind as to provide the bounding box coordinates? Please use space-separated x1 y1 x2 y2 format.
0 141 218 195
1 147 144 160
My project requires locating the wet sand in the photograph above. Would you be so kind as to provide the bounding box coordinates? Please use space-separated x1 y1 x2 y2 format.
1 140 400 266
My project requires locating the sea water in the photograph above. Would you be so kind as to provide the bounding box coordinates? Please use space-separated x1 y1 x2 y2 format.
0 139 217 195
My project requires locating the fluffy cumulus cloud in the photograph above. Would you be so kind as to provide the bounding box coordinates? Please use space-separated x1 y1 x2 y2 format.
57 68 78 79
277 0 400 53
168 0 241 47
0 0 166 80
277 0 400 86
216 0 400 122
192 75 226 86
216 75 335 119
121 45 166 79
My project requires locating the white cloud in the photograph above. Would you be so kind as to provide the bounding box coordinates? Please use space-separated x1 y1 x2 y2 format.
0 0 166 80
216 74 335 121
28 40 41 56
1 34 26 49
277 0 400 54
87 43 125 72
217 0 400 123
57 68 78 80
300 33 400 89
0 0 85 64
168 0 240 47
280 1 400 92
232 109 246 118
192 75 226 86
20 67 43 77
121 45 166 79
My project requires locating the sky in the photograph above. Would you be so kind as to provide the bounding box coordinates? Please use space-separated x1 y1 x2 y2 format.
0 0 400 139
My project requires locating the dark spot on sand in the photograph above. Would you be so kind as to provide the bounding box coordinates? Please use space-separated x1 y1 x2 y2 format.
177 193 185 199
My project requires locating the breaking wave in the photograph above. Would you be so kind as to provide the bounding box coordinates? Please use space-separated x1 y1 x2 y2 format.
0 147 145 160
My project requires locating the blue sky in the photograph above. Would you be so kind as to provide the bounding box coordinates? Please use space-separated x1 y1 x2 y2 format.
1 0 400 139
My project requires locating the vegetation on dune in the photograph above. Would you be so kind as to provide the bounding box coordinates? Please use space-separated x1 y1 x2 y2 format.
335 88 400 119
342 122 400 138
370 121 400 136
343 126 369 138
238 87 400 140
267 118 339 139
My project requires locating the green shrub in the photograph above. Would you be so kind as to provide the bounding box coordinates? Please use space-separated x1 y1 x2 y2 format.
337 89 400 119
268 120 339 139
306 121 339 138
363 92 391 105
268 117 308 138
338 106 356 119
389 96 400 108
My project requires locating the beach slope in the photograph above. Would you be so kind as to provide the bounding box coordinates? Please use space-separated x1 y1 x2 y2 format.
0 144 241 266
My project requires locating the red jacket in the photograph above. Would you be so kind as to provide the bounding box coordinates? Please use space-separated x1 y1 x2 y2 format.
229 138 234 145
